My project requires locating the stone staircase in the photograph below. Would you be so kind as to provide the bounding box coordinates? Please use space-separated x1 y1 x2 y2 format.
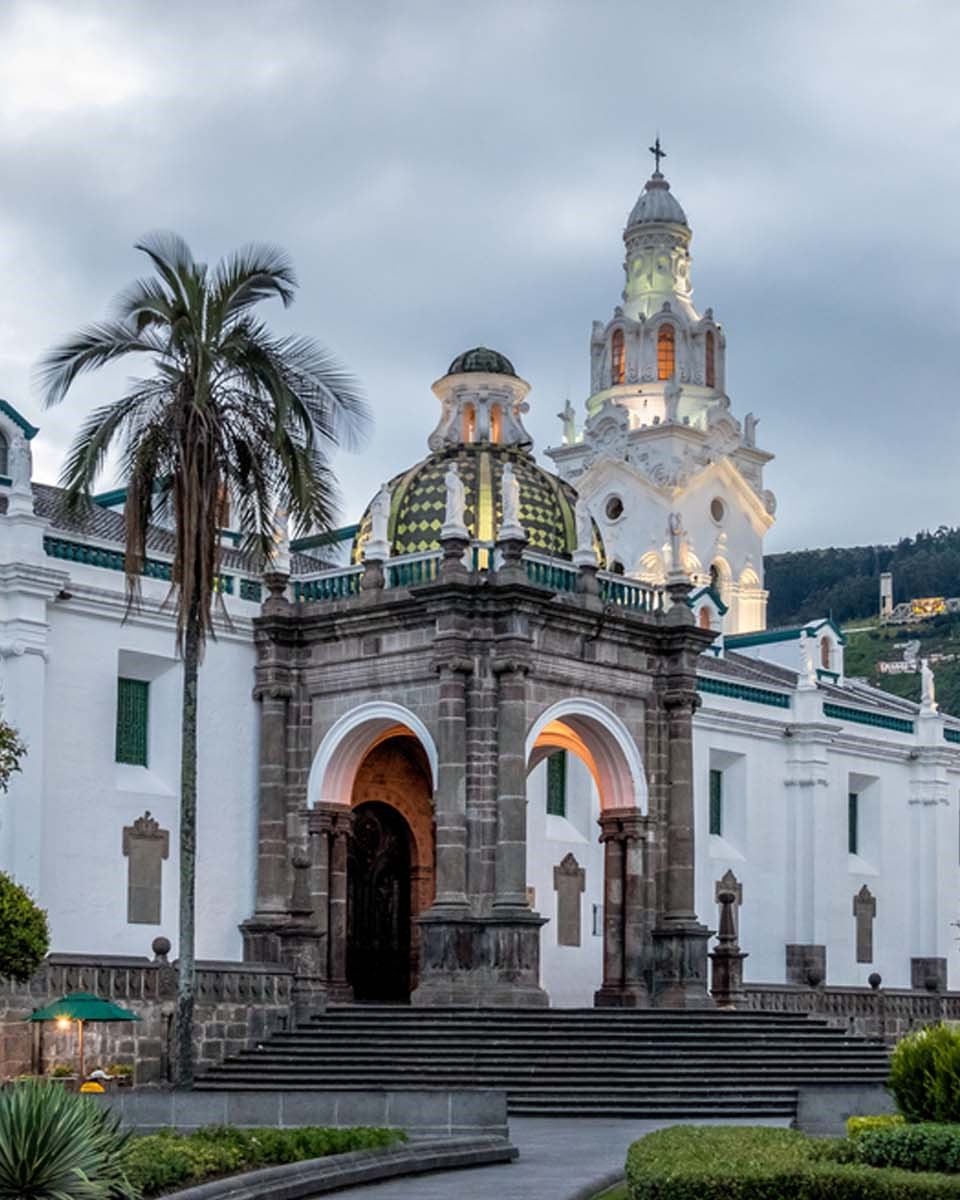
195 1006 891 1120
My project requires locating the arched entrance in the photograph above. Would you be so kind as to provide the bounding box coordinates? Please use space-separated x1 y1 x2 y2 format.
348 802 413 1001
347 735 435 1001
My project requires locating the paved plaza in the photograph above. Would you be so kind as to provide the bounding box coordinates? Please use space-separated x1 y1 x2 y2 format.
323 1115 789 1200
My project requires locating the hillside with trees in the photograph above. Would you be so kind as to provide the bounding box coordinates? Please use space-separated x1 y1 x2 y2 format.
764 526 960 628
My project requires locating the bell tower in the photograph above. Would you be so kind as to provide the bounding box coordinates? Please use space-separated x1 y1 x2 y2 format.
547 142 776 634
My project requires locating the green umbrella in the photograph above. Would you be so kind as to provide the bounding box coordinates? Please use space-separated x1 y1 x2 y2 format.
28 992 140 1081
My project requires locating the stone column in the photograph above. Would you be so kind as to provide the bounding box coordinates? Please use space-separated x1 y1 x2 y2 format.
431 659 472 908
327 815 353 1002
652 688 712 1007
493 659 530 910
710 870 747 1009
241 683 293 962
595 809 649 1007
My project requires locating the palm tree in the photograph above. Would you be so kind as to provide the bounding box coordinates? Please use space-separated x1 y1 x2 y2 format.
38 234 368 1086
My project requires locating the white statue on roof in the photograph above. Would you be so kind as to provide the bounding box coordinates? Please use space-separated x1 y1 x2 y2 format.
921 657 938 714
370 483 391 547
9 430 32 492
268 504 291 575
442 463 468 537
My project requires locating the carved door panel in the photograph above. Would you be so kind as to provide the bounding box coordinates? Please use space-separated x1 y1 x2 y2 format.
347 803 412 1002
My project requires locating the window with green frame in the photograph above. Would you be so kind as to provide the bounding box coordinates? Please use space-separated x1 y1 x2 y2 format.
848 792 859 855
709 768 723 836
546 750 567 817
116 677 149 766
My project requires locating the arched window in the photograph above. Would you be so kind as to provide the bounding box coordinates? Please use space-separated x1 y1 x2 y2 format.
821 638 832 670
705 330 715 388
610 329 625 385
462 403 476 444
699 605 713 630
0 432 7 478
489 404 502 445
657 324 675 380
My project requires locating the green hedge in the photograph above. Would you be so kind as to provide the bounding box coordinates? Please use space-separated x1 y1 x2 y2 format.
125 1126 404 1196
624 1125 960 1199
847 1115 905 1139
854 1124 960 1175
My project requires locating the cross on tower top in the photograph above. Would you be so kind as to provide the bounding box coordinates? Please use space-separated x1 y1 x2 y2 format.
648 135 666 177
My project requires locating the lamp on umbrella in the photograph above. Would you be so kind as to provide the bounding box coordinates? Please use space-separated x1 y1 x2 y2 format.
28 992 140 1081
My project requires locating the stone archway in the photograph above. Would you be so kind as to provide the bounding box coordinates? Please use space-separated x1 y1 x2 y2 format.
526 699 649 1007
349 736 435 999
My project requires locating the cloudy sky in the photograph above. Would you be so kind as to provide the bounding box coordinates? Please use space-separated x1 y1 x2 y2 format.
1 0 957 552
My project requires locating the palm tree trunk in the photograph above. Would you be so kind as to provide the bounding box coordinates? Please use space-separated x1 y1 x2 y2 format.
174 603 200 1088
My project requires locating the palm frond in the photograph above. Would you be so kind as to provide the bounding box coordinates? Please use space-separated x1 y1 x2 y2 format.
36 323 161 408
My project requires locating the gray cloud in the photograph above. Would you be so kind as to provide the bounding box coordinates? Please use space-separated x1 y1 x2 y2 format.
1 0 957 551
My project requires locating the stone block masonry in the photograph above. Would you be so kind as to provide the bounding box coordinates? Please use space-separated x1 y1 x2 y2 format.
0 953 292 1083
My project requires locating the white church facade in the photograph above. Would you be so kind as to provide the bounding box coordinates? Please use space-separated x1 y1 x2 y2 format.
2 160 959 1007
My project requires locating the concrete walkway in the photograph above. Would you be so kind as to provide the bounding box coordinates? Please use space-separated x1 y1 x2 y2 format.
321 1115 789 1200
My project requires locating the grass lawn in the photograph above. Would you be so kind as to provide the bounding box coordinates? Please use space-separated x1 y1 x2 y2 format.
592 1184 627 1199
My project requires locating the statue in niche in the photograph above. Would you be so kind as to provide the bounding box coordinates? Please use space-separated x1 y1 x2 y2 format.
501 462 521 529
557 398 577 445
370 482 391 546
9 431 32 491
444 463 466 530
574 498 594 556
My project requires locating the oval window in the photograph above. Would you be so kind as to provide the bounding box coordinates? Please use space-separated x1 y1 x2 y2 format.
605 496 624 521
710 497 725 523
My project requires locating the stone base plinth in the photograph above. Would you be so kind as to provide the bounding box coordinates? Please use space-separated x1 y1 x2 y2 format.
240 915 288 964
651 922 713 1008
411 908 549 1007
594 984 650 1008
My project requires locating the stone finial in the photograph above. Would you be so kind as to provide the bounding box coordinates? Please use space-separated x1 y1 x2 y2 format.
151 935 171 963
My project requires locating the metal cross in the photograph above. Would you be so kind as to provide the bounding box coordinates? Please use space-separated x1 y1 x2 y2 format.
649 135 666 175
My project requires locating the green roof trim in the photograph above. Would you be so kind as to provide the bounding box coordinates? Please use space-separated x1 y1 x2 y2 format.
726 618 846 650
0 400 39 441
291 525 359 551
945 728 960 745
688 584 729 616
823 702 914 735
92 485 128 508
697 675 792 709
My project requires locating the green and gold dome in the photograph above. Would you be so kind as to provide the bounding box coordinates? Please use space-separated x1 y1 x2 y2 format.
352 348 602 564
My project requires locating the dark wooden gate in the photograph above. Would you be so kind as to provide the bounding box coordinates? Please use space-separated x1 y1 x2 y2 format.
347 802 412 1002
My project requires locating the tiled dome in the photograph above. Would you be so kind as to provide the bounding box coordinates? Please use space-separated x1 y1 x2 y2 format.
353 445 601 563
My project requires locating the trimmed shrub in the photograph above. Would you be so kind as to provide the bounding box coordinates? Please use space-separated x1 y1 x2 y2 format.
848 1114 905 1139
854 1124 960 1175
125 1125 403 1196
890 1024 960 1122
0 1080 136 1199
624 1124 960 1199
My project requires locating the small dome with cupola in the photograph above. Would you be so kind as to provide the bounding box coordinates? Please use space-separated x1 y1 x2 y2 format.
352 349 604 564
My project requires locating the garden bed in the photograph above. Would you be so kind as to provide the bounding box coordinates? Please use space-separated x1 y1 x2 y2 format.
624 1125 960 1198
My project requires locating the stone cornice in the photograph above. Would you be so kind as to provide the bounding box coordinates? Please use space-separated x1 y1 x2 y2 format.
52 582 255 643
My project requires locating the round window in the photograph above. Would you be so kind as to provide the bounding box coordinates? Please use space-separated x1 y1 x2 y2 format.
710 497 726 523
605 496 624 522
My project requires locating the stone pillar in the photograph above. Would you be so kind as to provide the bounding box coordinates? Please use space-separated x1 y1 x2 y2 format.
327 816 352 1002
277 851 327 1023
595 808 649 1007
493 659 530 910
854 885 876 965
652 688 712 1008
241 683 293 962
710 869 747 1009
431 659 471 908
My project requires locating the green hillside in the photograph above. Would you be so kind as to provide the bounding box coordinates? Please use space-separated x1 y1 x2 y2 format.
765 526 960 628
843 611 960 718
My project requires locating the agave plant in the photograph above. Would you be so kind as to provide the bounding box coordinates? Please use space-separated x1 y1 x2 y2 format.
0 1080 137 1199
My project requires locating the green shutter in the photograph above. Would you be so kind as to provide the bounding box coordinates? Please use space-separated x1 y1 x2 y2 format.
116 678 149 766
546 751 567 817
848 792 858 855
709 768 723 836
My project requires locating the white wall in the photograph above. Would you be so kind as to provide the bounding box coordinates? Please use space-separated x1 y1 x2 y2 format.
526 753 604 1006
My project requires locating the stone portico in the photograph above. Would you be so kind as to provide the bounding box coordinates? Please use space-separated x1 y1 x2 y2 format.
241 515 715 1008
